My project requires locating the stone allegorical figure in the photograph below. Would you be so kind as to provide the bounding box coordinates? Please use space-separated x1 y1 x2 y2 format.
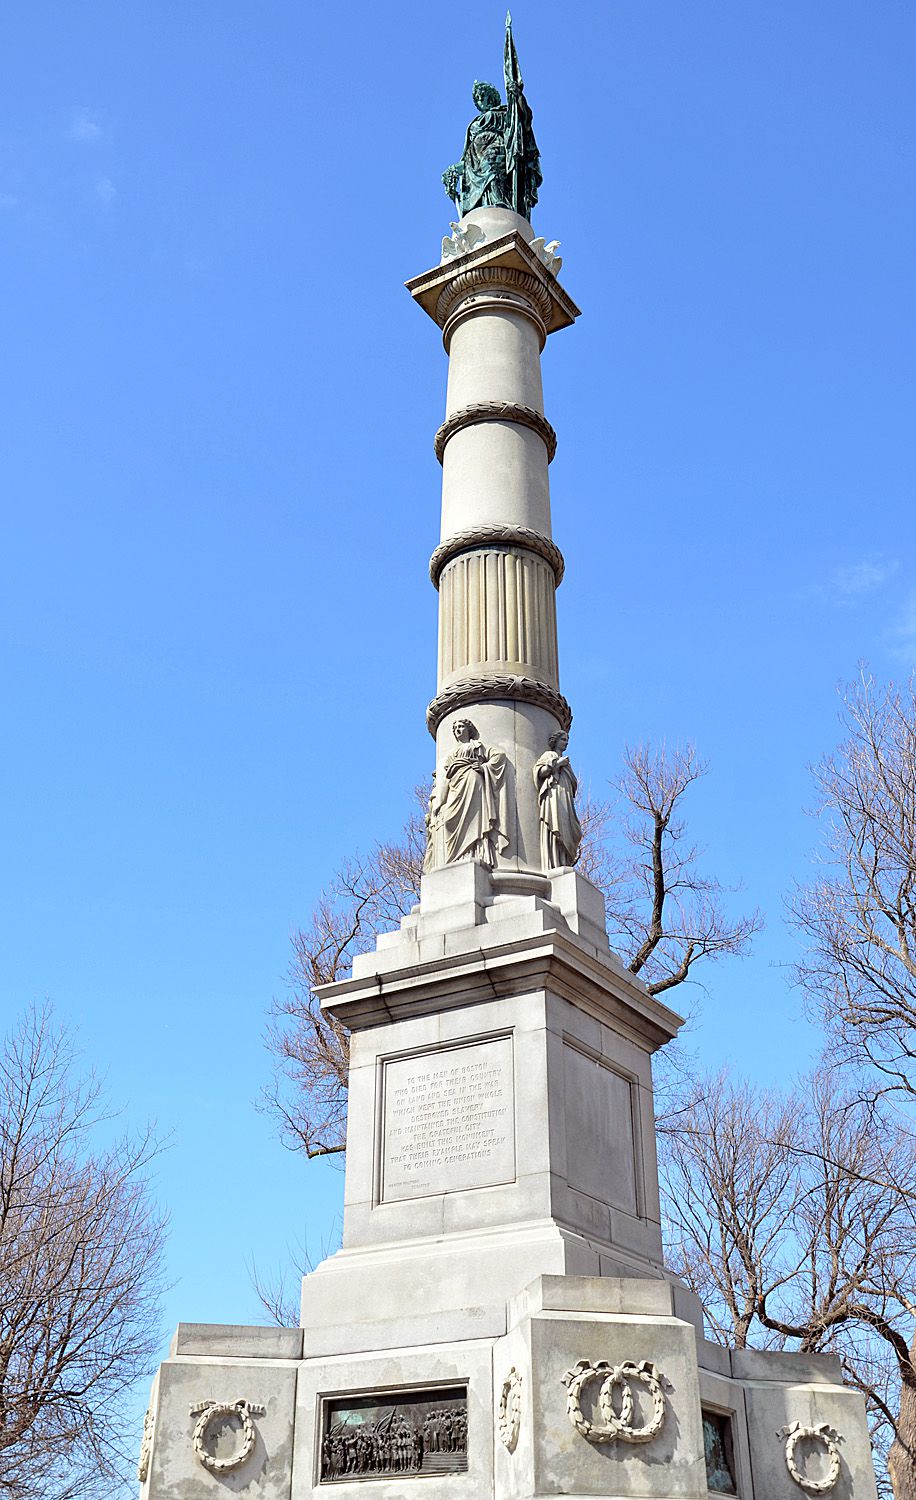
442 15 542 222
533 730 582 870
433 718 508 870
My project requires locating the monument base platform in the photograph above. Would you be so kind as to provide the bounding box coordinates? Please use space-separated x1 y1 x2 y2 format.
137 1274 877 1499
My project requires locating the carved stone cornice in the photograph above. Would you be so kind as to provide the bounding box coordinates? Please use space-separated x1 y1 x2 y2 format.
318 923 682 1051
406 230 581 337
426 673 572 736
434 401 557 465
429 525 565 588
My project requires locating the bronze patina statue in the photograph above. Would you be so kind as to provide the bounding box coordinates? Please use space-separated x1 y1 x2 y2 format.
442 14 542 223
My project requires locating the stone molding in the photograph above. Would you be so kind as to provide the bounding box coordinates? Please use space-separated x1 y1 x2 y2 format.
407 230 581 336
189 1399 266 1474
433 402 558 465
426 673 572 737
562 1359 667 1445
498 1367 523 1451
437 265 553 332
443 291 547 352
321 925 679 1047
778 1422 842 1494
430 525 565 588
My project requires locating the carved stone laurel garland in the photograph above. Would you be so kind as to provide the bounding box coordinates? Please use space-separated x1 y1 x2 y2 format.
136 1405 154 1483
436 265 554 331
427 674 573 737
429 525 565 588
189 1399 266 1474
498 1367 523 1451
562 1360 668 1445
778 1422 843 1494
434 402 558 465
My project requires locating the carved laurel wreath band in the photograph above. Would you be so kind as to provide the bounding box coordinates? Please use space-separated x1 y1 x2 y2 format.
189 1399 265 1475
427 675 573 737
428 525 565 588
433 402 558 465
436 266 554 331
562 1360 667 1446
779 1423 842 1494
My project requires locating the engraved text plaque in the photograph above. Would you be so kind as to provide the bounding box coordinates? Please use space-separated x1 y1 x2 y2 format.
381 1035 515 1201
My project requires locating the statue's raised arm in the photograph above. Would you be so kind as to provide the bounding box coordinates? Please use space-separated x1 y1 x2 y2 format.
441 15 542 223
503 13 542 219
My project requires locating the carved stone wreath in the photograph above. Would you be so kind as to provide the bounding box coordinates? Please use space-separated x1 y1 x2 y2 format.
429 525 565 588
427 674 573 736
433 401 558 465
498 1367 523 1451
136 1405 154 1483
562 1360 668 1445
189 1399 266 1474
778 1422 842 1494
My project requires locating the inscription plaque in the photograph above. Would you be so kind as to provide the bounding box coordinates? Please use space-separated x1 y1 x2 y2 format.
320 1386 468 1481
381 1035 515 1202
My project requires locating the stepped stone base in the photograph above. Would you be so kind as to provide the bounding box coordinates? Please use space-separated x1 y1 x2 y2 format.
138 1274 877 1499
137 867 879 1498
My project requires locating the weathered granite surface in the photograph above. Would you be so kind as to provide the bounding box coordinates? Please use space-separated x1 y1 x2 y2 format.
140 1274 877 1499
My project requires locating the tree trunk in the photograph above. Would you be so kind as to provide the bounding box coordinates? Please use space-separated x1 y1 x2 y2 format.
889 1374 916 1500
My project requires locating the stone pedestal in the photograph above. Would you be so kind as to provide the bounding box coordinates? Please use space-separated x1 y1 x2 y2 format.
298 866 679 1362
138 870 879 1500
139 1275 877 1500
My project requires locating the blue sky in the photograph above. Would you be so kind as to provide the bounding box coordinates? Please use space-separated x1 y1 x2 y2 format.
2 0 914 1479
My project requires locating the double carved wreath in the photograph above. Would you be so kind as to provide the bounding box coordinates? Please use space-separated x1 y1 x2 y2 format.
562 1359 667 1445
778 1422 842 1494
189 1399 266 1474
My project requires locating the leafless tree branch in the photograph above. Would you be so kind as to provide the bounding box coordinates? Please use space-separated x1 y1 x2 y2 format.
0 1003 167 1500
606 744 763 996
792 670 916 1102
661 1065 916 1498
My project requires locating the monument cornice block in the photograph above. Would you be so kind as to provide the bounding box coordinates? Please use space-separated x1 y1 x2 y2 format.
405 230 581 335
317 928 682 1053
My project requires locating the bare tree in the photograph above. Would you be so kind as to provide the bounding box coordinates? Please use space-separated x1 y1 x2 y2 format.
661 1067 916 1499
607 744 762 996
260 789 427 1159
792 670 916 1100
262 747 759 1160
0 1004 166 1500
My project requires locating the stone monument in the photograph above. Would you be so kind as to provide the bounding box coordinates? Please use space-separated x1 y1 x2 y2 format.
137 21 879 1500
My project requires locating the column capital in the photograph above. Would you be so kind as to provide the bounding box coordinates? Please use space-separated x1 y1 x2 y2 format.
405 229 580 337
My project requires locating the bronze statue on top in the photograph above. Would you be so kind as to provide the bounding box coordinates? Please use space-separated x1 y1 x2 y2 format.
442 14 542 223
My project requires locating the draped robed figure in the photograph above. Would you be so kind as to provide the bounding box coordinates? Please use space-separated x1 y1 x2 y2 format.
426 719 509 871
442 15 542 223
533 730 582 870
